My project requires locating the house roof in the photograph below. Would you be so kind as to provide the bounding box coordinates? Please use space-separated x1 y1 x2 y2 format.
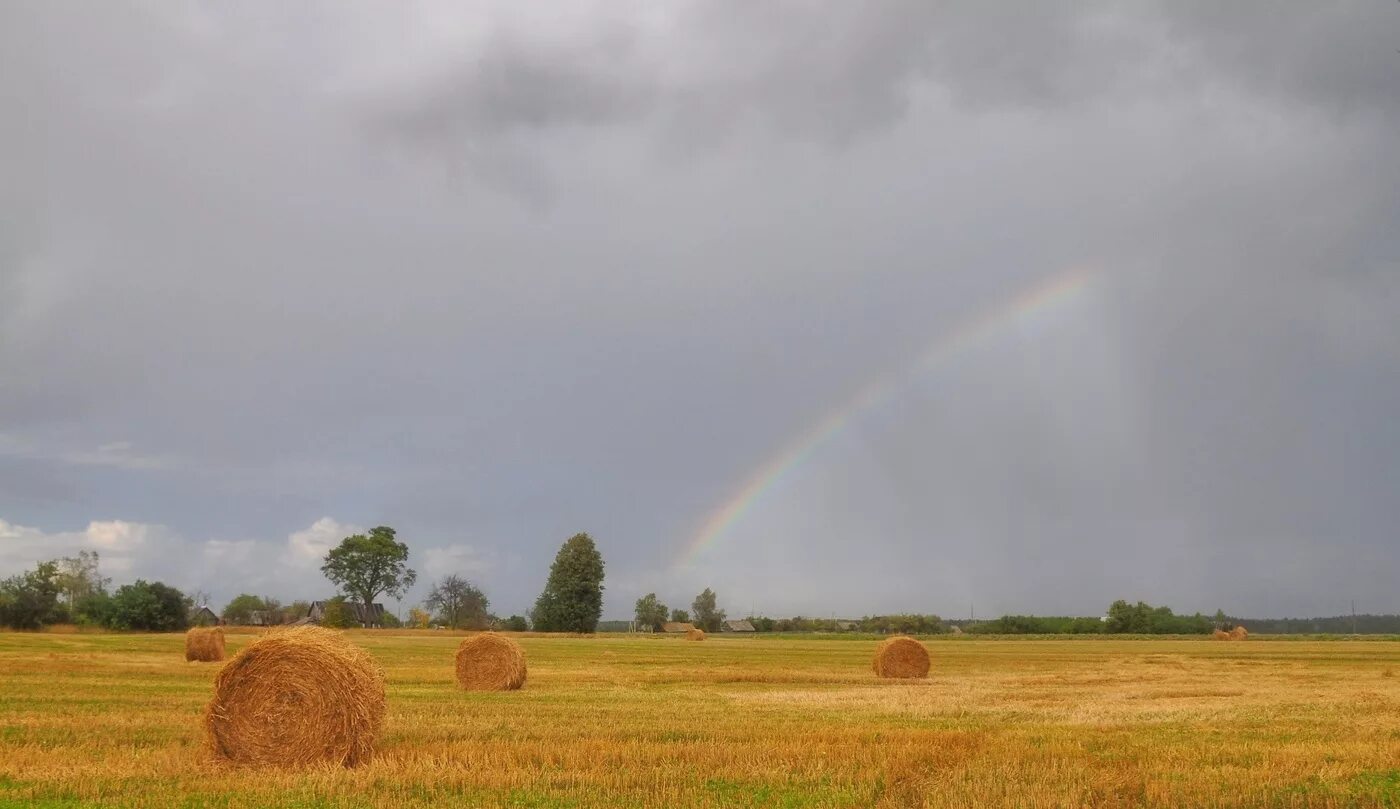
188 605 217 620
662 622 695 633
309 600 386 625
723 619 756 632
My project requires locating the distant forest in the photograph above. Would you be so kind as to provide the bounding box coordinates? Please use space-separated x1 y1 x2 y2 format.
1228 614 1400 635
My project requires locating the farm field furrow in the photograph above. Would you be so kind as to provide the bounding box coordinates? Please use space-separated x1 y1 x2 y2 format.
0 632 1397 808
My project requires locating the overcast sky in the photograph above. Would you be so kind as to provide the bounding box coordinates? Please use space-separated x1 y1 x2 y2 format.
3 1 1398 621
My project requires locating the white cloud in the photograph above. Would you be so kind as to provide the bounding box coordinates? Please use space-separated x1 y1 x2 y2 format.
285 517 361 565
84 520 153 550
0 517 170 577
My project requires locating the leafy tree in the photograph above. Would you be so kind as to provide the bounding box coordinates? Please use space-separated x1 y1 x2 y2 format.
633 593 668 632
221 594 269 625
425 574 491 629
1104 600 1210 634
283 600 312 624
502 614 529 632
862 614 944 635
530 533 605 633
670 608 690 623
319 596 353 629
380 611 403 628
321 526 416 616
408 607 431 629
74 591 114 626
56 551 109 608
0 561 65 629
691 588 726 633
107 580 189 631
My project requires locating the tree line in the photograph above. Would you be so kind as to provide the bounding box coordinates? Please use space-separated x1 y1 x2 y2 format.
6 537 1400 636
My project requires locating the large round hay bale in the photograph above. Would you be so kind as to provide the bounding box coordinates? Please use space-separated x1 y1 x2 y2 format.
1212 628 1231 640
204 625 385 767
455 632 526 691
872 636 930 679
685 627 706 641
1229 626 1248 640
186 626 226 662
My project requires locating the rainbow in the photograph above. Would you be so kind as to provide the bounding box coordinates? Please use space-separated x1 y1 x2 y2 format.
673 265 1097 569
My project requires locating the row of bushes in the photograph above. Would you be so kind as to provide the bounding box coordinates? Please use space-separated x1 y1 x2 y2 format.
0 560 191 631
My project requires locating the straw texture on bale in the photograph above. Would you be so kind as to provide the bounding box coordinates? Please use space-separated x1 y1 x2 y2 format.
186 627 226 662
454 632 527 691
1212 628 1231 640
204 625 385 768
1230 626 1248 640
872 635 930 679
685 627 706 641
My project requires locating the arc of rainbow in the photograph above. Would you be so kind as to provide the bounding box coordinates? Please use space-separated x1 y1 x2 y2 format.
673 265 1097 569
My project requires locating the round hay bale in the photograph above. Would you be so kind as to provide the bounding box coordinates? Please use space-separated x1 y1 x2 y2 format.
685 627 706 641
186 626 226 662
454 632 526 691
1230 626 1248 640
1212 628 1231 640
204 625 385 767
872 636 930 679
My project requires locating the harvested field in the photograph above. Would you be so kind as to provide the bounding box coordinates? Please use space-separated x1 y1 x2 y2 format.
0 631 1397 807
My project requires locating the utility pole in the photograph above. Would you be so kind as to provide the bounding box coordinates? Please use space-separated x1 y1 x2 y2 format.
1352 600 1358 635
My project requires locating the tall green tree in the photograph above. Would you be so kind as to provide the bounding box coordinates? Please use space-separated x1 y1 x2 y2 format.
633 593 668 632
0 561 65 629
221 594 270 625
321 526 416 615
691 587 726 633
530 533 605 633
670 608 690 623
424 574 491 629
107 580 189 631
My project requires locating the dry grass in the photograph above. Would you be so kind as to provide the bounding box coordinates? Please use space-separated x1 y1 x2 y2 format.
872 635 930 679
454 632 526 691
185 627 226 662
204 625 386 768
0 632 1397 807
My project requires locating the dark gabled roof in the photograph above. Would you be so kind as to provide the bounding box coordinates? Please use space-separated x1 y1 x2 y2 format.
662 622 695 633
309 600 386 625
723 619 756 632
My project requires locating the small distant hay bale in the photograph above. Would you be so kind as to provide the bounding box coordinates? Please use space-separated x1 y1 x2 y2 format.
455 632 527 691
204 625 385 768
872 636 930 679
1213 628 1231 640
1230 626 1248 640
685 627 706 641
186 626 226 662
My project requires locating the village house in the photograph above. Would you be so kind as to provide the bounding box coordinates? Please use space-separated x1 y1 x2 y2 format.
306 600 386 628
187 605 219 627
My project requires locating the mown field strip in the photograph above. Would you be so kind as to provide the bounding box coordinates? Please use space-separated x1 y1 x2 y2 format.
0 632 1397 808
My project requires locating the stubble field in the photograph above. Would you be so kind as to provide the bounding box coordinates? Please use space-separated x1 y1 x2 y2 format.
0 631 1397 808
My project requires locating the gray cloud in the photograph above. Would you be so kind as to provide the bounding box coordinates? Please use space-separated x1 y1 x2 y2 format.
2 1 1398 619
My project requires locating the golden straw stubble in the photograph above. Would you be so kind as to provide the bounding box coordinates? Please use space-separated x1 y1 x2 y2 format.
872 635 931 679
455 632 527 691
204 625 385 767
185 626 225 662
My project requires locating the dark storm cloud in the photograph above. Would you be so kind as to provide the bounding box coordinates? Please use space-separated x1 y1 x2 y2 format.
2 1 1398 619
